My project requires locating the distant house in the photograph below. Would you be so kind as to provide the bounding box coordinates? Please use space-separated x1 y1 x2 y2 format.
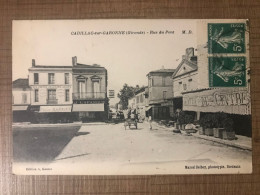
12 78 31 122
128 87 148 120
146 68 175 120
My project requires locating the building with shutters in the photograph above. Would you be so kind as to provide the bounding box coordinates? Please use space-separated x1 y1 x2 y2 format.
28 59 74 123
24 57 108 123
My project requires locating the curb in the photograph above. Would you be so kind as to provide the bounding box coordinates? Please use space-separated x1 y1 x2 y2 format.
192 133 252 151
148 121 252 151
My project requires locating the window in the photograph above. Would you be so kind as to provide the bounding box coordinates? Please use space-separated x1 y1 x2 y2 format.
162 77 165 86
163 91 167 99
188 78 192 82
22 93 27 104
183 84 187 90
150 78 154 87
65 73 69 84
140 94 144 103
93 81 100 98
48 89 56 100
34 73 39 84
48 73 55 84
35 89 39 102
136 96 139 103
65 89 69 102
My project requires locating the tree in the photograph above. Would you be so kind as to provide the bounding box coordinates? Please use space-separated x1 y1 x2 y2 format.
117 84 137 110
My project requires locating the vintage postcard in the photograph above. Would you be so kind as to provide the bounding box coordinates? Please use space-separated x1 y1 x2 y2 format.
12 19 251 175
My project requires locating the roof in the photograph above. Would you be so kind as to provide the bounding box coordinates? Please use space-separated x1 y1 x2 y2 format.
13 78 29 88
149 69 175 73
30 65 72 68
135 86 147 95
74 63 106 69
172 58 197 78
147 69 175 77
29 64 105 70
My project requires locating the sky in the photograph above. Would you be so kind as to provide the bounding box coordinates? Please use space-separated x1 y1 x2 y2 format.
13 20 197 105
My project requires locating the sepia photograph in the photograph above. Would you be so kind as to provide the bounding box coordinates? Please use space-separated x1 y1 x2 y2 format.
12 19 252 175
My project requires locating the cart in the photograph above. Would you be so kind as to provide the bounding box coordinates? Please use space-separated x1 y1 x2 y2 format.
124 118 137 130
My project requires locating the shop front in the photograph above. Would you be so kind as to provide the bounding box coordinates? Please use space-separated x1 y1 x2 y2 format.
72 100 109 122
31 105 75 123
183 87 251 136
12 105 32 122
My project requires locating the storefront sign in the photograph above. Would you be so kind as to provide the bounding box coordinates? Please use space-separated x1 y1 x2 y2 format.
73 100 105 104
31 85 71 89
39 106 72 113
183 88 251 115
109 90 115 98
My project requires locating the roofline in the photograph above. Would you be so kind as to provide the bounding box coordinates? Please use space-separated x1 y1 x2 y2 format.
172 58 197 78
29 66 72 71
172 69 198 79
147 70 176 77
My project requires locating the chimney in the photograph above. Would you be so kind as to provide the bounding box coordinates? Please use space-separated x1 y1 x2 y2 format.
186 48 194 58
72 56 77 66
32 59 35 67
161 65 165 69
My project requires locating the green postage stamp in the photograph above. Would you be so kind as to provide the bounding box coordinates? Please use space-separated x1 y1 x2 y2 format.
209 57 246 87
208 23 245 54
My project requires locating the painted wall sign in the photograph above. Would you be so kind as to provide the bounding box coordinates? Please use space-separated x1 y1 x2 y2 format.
183 88 251 115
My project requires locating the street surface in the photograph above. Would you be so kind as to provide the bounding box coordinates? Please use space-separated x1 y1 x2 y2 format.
13 122 252 174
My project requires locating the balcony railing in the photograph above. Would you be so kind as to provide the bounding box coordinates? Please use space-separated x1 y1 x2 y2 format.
47 99 58 105
73 92 106 100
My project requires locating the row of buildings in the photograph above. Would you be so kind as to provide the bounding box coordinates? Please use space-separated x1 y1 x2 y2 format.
128 47 251 136
13 57 109 123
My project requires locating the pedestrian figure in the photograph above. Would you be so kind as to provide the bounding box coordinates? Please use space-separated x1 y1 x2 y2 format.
148 115 152 130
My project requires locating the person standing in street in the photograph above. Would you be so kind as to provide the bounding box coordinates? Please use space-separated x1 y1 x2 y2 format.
148 115 152 130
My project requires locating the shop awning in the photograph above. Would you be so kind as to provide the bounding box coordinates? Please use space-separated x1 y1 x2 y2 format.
39 106 72 113
12 105 28 111
183 88 251 115
145 106 152 111
72 103 104 112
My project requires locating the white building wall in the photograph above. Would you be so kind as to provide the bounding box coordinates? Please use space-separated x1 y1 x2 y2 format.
13 88 31 105
29 69 73 106
173 72 198 97
148 75 173 103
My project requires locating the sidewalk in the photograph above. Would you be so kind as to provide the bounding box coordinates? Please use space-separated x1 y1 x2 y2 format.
150 121 252 151
192 133 252 151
